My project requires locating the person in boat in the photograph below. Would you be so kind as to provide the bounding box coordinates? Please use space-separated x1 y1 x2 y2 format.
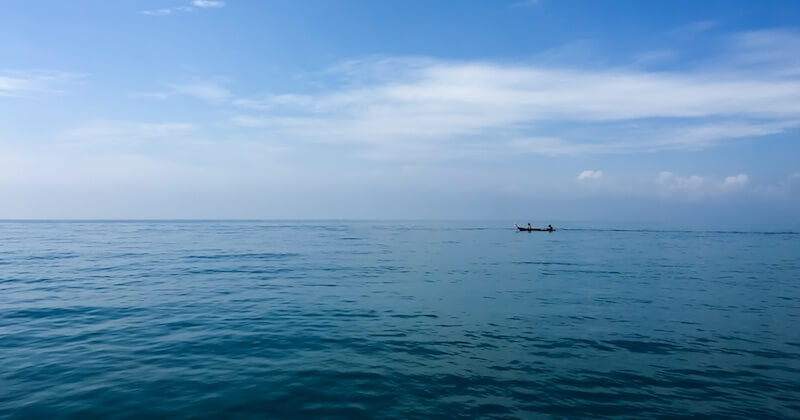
527 223 532 229
547 224 553 231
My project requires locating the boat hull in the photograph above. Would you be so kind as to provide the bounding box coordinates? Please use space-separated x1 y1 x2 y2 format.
515 224 554 232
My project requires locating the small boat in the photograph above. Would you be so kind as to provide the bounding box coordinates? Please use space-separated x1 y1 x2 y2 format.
515 224 555 232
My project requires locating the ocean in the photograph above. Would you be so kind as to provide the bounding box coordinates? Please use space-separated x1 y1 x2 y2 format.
1 220 798 418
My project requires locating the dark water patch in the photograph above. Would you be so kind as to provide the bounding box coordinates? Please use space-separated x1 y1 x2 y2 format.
184 252 300 261
389 313 439 319
183 266 294 275
548 268 625 275
22 252 78 261
603 339 685 354
0 306 142 322
530 338 616 352
512 261 579 266
743 348 799 359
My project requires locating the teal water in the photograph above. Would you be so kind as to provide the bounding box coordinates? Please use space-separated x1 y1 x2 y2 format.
1 221 799 418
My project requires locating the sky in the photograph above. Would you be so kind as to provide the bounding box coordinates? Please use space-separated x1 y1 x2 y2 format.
1 0 799 224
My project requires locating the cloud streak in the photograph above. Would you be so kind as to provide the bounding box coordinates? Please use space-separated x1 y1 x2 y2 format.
0 70 83 97
141 1 224 16
141 9 174 16
133 79 232 102
192 0 225 8
168 80 231 102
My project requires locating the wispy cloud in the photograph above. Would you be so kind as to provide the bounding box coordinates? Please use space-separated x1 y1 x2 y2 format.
141 8 176 16
130 91 171 100
141 29 800 160
141 1 224 16
226 54 800 156
0 70 84 97
670 20 719 37
192 0 225 8
632 49 679 66
511 0 541 8
133 78 231 102
725 29 800 75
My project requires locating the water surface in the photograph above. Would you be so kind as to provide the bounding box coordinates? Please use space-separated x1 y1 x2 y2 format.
1 221 799 418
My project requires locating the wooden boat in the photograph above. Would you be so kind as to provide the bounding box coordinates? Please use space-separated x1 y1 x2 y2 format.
515 224 554 232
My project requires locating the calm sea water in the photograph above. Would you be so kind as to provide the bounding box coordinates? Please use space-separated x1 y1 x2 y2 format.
1 220 799 418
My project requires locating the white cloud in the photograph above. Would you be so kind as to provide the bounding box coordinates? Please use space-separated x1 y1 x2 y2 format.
0 75 35 95
192 0 225 8
138 29 800 160
657 171 704 187
141 8 173 16
722 173 749 189
220 29 800 159
656 171 750 199
226 54 800 157
577 170 603 180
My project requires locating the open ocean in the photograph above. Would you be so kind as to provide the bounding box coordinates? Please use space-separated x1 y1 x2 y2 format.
1 220 799 418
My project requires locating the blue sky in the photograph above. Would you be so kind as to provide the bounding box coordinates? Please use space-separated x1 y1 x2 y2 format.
1 0 799 223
